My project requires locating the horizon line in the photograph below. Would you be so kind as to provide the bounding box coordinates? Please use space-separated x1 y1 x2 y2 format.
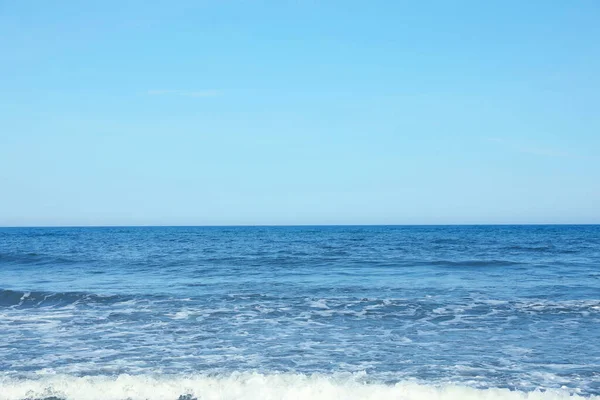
1 223 599 229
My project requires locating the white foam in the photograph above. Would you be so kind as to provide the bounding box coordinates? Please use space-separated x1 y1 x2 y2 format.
170 310 191 320
0 373 596 400
307 299 329 309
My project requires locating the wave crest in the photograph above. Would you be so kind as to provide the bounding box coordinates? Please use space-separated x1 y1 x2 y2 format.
0 373 596 400
0 289 128 308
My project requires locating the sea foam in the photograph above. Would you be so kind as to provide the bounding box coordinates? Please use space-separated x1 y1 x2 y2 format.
0 373 596 400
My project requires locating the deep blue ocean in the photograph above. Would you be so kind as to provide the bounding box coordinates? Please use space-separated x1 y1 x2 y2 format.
0 225 599 400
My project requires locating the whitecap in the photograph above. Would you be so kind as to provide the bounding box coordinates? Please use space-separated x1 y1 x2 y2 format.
0 373 595 400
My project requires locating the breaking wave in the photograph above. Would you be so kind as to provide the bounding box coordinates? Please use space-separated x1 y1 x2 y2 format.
0 373 597 400
0 289 132 308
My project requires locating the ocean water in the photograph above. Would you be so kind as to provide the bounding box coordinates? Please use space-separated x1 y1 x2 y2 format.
0 225 599 400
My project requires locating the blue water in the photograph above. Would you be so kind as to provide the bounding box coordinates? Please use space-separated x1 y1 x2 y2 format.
0 225 599 399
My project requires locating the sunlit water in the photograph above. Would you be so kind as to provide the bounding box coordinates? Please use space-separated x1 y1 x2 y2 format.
1 225 599 399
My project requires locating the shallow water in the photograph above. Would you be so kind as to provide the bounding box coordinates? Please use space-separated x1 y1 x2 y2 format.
1 225 599 399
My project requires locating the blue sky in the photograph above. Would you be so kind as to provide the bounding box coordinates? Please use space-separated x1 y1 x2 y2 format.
1 0 599 226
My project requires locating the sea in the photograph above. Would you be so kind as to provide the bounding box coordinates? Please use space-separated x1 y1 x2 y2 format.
0 225 599 400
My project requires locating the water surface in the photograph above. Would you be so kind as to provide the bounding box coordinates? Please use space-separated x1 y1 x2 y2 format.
1 225 599 399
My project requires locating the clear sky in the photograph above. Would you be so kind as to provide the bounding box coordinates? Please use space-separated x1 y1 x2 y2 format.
1 1 599 226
